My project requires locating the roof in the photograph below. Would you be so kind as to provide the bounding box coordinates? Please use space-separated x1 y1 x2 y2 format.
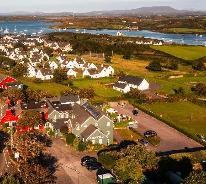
53 119 68 130
97 173 114 179
80 124 97 139
82 103 102 120
113 82 128 89
48 100 73 112
119 75 145 86
39 68 53 76
21 101 48 111
60 95 79 104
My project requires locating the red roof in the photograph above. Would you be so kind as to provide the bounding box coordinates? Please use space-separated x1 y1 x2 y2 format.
0 76 17 89
0 109 19 124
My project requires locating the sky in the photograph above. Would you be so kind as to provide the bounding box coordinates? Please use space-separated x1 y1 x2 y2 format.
0 0 205 13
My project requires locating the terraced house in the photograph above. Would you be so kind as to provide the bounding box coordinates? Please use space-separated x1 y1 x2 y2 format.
47 96 114 145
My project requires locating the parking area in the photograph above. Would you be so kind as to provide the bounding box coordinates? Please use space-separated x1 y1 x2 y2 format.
110 102 203 153
47 138 97 184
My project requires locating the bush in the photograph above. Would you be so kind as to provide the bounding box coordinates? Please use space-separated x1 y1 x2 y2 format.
78 141 87 152
33 78 43 83
60 126 68 135
73 137 81 150
192 61 206 71
146 60 162 71
66 133 76 145
98 153 116 169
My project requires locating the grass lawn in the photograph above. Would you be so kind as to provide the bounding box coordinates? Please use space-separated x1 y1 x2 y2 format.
73 77 122 101
140 102 206 138
114 121 129 128
151 45 206 60
166 28 206 34
116 129 141 141
21 79 69 96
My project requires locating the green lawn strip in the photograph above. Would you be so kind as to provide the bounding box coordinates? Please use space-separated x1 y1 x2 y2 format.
115 128 142 141
151 45 206 60
114 121 130 128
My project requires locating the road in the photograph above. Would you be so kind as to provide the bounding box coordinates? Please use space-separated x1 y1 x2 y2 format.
110 102 203 153
47 138 97 184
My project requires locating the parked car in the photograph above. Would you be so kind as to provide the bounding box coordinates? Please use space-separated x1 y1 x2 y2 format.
138 139 149 146
132 109 139 116
144 130 157 138
86 161 102 171
81 156 97 166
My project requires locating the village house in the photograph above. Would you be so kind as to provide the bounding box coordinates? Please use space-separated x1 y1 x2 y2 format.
36 68 53 80
113 75 150 93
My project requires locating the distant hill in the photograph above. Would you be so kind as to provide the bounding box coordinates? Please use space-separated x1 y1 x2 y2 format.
0 6 205 16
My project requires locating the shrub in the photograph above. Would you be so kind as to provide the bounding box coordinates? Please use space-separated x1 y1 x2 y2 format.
66 133 76 145
98 153 116 169
146 60 162 71
78 141 87 152
73 137 81 150
192 61 206 71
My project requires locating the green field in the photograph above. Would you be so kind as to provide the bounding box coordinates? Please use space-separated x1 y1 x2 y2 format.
21 77 121 101
167 28 206 34
21 79 69 96
73 77 121 101
152 45 206 60
140 102 206 138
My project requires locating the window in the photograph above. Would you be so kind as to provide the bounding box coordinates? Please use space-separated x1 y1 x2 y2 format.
107 122 110 126
99 139 102 144
92 140 95 144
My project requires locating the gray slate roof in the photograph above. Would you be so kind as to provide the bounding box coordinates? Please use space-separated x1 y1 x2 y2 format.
119 75 144 86
80 124 97 139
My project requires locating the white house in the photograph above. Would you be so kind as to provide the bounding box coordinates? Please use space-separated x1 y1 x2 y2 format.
113 83 131 93
67 69 77 78
113 75 150 93
36 69 53 80
49 61 58 70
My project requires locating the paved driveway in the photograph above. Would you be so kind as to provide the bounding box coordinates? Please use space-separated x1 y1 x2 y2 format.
110 102 203 153
47 138 97 184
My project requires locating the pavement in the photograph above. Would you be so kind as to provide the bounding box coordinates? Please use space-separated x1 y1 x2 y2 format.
110 102 203 153
47 138 97 184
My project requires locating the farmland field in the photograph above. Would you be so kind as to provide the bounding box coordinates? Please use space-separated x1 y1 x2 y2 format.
151 45 206 60
166 28 206 34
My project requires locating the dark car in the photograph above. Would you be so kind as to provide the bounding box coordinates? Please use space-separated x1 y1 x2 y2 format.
81 156 97 166
132 109 139 116
144 130 157 138
86 162 102 171
138 139 149 146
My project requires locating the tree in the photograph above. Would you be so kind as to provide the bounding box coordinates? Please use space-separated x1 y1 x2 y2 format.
173 87 185 95
18 110 44 128
123 50 132 60
191 83 206 96
125 89 149 104
114 157 143 183
66 133 76 145
53 68 67 83
192 61 206 71
78 141 87 152
2 88 24 102
165 60 178 70
0 174 21 184
12 64 27 78
19 163 56 184
43 47 54 57
104 54 112 63
146 61 162 71
181 171 206 184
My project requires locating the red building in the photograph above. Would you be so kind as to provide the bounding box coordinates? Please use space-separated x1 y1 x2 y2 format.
0 76 17 89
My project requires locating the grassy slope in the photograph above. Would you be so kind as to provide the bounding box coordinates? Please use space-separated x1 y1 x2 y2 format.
151 45 206 60
140 102 206 137
166 28 206 34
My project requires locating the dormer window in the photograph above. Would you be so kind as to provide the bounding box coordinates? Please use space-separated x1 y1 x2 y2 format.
107 122 110 127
